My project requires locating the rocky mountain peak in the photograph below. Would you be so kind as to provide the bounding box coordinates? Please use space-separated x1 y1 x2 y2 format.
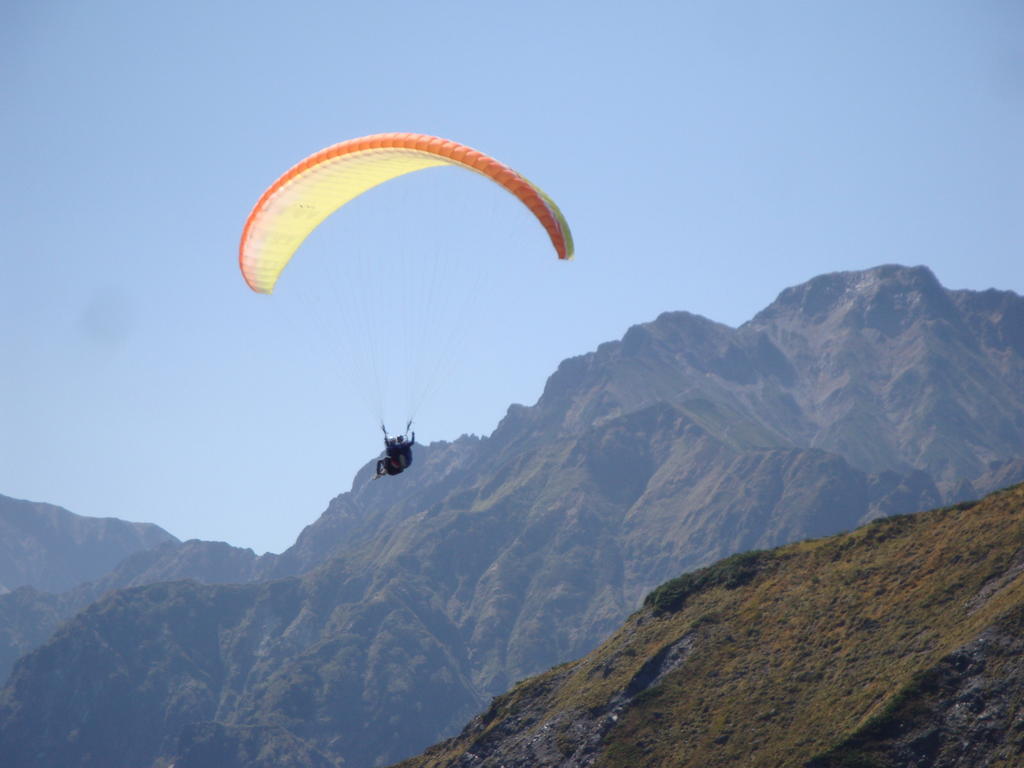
751 264 956 334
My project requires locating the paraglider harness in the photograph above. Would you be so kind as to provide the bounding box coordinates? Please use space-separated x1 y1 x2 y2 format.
376 422 415 478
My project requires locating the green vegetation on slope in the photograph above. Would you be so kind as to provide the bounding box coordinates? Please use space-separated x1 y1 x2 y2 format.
396 485 1024 767
644 550 778 615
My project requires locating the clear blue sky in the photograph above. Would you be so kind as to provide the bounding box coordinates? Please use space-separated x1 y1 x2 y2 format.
2 1 1021 554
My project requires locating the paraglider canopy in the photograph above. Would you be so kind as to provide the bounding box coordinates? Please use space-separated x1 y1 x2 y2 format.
239 132 574 295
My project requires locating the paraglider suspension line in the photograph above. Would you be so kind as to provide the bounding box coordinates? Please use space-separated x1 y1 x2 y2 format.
380 419 414 439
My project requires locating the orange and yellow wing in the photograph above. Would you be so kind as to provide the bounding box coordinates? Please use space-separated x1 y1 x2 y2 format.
239 132 573 294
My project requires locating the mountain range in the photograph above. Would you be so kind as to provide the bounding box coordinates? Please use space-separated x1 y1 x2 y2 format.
1 264 1022 767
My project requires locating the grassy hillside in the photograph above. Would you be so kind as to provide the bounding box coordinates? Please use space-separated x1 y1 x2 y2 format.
397 483 1024 767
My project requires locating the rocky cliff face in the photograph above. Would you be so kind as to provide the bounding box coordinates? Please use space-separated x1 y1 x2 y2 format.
395 484 1024 768
1 265 1022 768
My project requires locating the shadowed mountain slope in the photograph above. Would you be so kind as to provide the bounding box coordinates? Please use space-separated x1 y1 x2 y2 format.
395 483 1024 768
0 537 277 684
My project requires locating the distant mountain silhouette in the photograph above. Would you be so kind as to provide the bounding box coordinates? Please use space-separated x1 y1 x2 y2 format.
0 494 176 593
1 265 1021 767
